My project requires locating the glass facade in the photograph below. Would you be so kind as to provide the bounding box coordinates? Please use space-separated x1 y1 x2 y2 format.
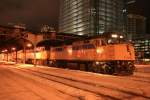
127 14 146 35
59 0 125 36
133 34 150 63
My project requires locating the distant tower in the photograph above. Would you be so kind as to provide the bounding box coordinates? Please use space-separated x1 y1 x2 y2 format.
59 0 125 36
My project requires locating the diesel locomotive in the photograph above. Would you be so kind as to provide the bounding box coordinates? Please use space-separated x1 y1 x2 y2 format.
49 33 135 75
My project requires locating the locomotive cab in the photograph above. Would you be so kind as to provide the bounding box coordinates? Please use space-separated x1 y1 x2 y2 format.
92 33 135 75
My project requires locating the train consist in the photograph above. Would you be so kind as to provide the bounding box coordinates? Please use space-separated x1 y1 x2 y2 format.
0 33 136 75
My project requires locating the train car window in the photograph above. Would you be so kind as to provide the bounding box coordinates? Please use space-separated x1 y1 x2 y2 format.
82 44 95 49
89 44 95 49
54 48 64 52
73 44 95 50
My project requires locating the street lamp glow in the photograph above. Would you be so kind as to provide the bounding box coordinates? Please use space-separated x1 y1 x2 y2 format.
1 49 8 53
1 50 5 53
27 43 32 47
4 49 8 52
12 47 16 51
120 35 124 39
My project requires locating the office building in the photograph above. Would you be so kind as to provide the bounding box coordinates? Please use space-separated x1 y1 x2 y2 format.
132 34 150 63
127 14 146 35
59 0 125 36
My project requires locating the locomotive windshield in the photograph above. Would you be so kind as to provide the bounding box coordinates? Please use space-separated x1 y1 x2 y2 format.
106 33 126 44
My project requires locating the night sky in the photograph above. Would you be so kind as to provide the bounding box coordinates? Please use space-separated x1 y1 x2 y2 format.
128 0 150 33
0 0 149 33
0 0 60 31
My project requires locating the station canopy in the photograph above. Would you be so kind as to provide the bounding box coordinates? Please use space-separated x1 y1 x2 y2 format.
0 25 86 52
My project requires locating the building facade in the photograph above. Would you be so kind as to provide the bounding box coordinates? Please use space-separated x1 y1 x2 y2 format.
59 0 125 36
133 34 150 63
127 14 146 39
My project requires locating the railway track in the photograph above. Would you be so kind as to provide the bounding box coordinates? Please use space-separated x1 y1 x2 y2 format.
11 66 150 100
114 74 150 84
1 67 80 100
40 66 150 84
11 67 116 100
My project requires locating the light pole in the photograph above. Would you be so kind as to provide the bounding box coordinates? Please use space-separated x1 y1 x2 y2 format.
23 41 32 64
23 40 26 64
11 47 17 64
33 43 37 67
1 50 7 61
25 43 32 64
27 43 37 66
4 49 8 62
26 43 37 66
22 38 37 66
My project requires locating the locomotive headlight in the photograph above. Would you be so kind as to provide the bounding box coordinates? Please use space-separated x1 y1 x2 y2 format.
68 48 72 54
96 61 100 65
27 43 32 47
96 47 104 54
108 39 112 43
111 34 118 38
4 49 8 52
36 52 42 59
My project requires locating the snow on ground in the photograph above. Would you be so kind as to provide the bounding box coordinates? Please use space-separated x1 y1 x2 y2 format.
0 65 82 100
135 65 150 73
0 62 150 100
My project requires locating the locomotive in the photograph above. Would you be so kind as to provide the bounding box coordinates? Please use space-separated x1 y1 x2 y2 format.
1 33 135 75
49 33 135 75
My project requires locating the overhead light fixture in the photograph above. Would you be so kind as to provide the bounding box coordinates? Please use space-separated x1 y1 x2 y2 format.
27 43 32 47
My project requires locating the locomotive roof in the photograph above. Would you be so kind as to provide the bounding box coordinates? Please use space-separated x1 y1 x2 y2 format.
54 32 124 46
50 32 122 46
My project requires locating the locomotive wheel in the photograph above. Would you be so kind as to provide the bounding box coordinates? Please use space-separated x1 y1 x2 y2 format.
126 64 135 75
87 63 98 72
88 64 94 72
105 66 114 74
96 66 102 73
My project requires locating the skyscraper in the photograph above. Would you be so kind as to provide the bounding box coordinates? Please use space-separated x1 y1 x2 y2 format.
59 0 125 36
127 14 146 35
